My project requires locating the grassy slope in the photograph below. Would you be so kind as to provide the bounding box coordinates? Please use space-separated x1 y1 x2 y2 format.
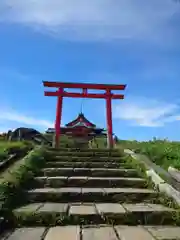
0 140 33 162
118 139 180 170
0 147 45 227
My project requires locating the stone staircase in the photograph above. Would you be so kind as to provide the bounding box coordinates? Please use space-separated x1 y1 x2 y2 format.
3 148 180 239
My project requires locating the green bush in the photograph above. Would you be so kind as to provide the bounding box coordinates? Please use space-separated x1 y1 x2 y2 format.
118 139 180 170
0 141 33 162
59 135 76 148
0 147 45 213
90 137 107 149
0 152 7 162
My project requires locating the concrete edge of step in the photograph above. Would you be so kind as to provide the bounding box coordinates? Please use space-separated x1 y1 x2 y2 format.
124 148 180 206
147 169 180 206
168 166 180 183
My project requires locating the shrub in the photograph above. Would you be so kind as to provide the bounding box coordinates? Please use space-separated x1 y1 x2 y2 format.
0 147 45 213
0 141 33 162
0 152 7 162
118 139 180 170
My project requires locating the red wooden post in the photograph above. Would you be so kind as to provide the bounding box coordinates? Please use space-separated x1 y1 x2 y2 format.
55 88 63 148
106 89 113 148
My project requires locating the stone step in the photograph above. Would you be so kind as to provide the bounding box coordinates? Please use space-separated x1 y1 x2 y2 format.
45 161 127 169
46 152 121 157
47 156 123 162
27 187 158 203
39 168 140 178
12 202 179 226
1 227 47 240
4 225 180 240
44 226 80 240
34 176 147 188
47 148 120 152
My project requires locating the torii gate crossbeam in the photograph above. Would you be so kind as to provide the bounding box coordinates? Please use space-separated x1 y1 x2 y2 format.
43 81 126 148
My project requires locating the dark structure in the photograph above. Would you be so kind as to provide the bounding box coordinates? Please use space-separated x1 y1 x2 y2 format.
10 127 51 145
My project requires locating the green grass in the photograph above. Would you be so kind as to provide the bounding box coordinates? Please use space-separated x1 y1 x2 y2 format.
0 147 46 225
89 137 107 148
45 134 78 148
0 152 7 162
118 139 180 170
0 140 33 162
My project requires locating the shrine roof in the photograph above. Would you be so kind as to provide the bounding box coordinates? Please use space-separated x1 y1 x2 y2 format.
65 113 96 128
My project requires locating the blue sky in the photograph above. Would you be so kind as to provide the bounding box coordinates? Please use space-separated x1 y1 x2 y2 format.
0 0 180 141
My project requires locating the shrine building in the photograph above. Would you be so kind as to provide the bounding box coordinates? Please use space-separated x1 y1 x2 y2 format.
46 112 106 139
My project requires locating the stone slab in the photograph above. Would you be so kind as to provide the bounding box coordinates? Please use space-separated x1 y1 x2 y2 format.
28 188 57 193
147 204 175 212
124 149 134 154
122 203 175 214
96 203 126 214
35 176 68 182
121 177 145 181
115 226 155 240
47 161 80 164
43 167 74 171
81 188 104 193
146 226 180 239
91 168 134 172
147 169 165 185
82 226 118 240
44 226 80 240
46 161 120 167
103 188 155 193
28 188 81 193
68 176 88 180
38 203 68 213
69 204 96 215
14 203 43 213
123 203 153 212
47 176 68 180
87 177 144 181
168 166 180 182
6 228 46 240
34 177 48 180
58 188 82 193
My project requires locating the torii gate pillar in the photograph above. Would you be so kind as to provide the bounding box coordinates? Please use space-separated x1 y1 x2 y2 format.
55 88 63 147
106 90 113 148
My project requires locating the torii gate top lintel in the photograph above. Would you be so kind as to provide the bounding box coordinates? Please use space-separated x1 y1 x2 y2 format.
43 81 126 91
43 81 126 148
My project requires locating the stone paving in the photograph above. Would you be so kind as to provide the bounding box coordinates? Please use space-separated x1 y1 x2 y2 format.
3 225 180 239
2 148 180 239
14 202 176 216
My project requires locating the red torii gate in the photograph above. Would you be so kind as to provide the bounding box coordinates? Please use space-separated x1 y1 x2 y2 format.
43 81 126 148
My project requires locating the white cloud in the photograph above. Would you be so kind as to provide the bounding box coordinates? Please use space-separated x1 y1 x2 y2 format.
114 97 180 127
0 108 54 131
0 0 179 41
